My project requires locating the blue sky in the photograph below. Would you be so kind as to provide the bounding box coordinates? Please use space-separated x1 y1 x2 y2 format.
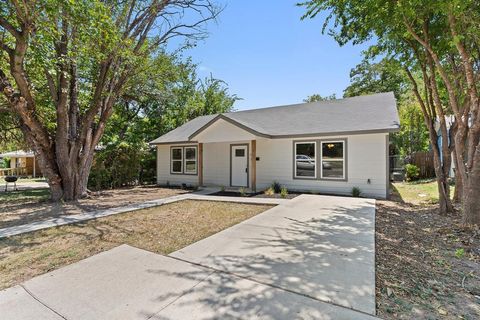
173 1 371 111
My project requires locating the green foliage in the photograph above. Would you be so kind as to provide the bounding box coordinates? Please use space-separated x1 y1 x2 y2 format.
352 187 361 197
405 164 420 182
0 157 9 169
271 181 282 193
88 142 153 190
102 53 238 147
343 59 408 100
303 93 336 102
454 248 465 259
391 97 430 156
280 186 288 198
92 52 238 190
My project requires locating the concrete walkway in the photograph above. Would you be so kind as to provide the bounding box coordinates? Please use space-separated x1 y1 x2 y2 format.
0 179 49 193
0 191 287 238
0 194 377 319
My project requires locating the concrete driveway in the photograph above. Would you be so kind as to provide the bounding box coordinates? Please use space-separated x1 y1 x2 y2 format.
0 195 377 319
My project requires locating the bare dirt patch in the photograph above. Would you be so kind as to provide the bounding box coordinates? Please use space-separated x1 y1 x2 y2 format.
376 200 480 319
0 200 273 290
0 186 189 229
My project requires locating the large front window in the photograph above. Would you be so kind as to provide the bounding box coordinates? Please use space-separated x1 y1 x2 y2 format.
295 142 316 178
170 146 197 174
321 141 345 179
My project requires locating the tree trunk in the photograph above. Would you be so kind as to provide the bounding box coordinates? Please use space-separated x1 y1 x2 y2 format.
432 149 453 214
462 149 480 225
452 149 463 203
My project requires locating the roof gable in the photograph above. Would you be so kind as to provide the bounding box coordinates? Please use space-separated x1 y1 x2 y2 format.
190 117 259 143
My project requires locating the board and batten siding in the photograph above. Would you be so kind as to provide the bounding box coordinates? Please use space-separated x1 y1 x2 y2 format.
156 144 199 186
255 133 388 198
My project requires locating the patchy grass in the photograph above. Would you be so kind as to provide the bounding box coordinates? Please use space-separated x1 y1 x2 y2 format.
376 200 480 319
0 200 273 290
0 186 188 229
0 188 50 206
391 179 454 205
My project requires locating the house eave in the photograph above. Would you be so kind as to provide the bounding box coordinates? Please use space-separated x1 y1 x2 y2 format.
149 127 399 145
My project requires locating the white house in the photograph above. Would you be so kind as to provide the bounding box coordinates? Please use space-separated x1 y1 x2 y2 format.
150 92 399 199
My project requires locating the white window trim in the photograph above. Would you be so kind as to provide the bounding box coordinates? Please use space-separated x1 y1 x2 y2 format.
183 146 198 175
320 140 345 180
294 141 317 179
171 147 183 174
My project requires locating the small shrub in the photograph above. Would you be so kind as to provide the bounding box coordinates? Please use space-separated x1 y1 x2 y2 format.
239 187 247 197
264 187 275 196
220 185 226 192
352 187 361 197
280 186 288 198
404 164 420 182
271 181 282 193
455 248 465 259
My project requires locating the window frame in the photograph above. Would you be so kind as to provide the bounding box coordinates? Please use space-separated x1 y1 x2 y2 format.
293 141 317 179
183 146 198 175
170 145 198 175
320 140 346 180
170 147 184 174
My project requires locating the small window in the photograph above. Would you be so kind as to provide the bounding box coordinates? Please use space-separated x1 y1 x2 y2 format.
184 147 197 174
294 142 316 178
321 141 345 179
171 147 183 173
235 149 245 157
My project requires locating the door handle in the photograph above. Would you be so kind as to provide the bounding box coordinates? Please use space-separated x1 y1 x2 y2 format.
245 167 248 173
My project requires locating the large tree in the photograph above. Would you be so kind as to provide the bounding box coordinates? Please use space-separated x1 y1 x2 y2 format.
0 0 218 200
301 0 480 225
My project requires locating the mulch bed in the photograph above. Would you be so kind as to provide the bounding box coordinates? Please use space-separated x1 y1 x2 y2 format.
210 190 300 199
376 200 480 319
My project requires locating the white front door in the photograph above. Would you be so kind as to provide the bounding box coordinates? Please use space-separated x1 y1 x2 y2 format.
231 145 248 187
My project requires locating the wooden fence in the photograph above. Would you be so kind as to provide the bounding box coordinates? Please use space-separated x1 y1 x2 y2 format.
407 151 436 179
0 167 29 177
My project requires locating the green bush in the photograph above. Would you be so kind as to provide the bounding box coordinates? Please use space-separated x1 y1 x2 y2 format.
352 187 361 197
280 186 288 198
0 157 10 169
404 164 420 182
88 142 155 190
271 181 282 193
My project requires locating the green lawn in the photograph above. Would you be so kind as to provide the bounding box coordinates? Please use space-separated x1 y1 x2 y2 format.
391 179 453 204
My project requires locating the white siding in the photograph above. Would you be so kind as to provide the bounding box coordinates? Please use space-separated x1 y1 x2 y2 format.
255 133 388 198
156 144 199 187
192 118 256 143
155 133 388 198
203 141 252 187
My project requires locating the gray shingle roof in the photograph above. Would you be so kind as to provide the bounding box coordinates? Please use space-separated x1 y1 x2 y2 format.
150 92 399 144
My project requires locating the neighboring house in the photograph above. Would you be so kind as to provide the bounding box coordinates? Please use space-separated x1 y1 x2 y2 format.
150 92 399 199
0 150 42 177
435 115 471 178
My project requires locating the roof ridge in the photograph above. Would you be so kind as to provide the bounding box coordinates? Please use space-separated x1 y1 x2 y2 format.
223 91 394 115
